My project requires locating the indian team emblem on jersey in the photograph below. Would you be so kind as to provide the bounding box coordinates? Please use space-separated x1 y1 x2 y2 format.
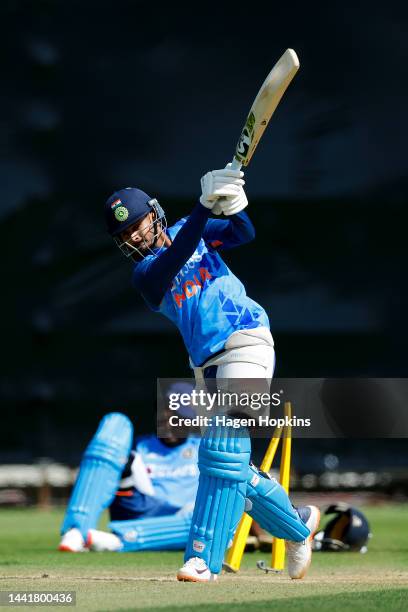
115 206 129 222
182 447 193 459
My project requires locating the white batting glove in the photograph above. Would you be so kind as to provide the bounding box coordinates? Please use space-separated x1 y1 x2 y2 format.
211 162 248 215
216 187 248 216
200 165 245 210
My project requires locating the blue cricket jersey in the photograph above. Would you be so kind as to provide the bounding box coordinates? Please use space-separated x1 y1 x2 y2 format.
133 203 270 366
110 435 200 521
135 435 200 509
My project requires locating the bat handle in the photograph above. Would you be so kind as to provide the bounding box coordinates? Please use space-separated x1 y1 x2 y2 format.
229 158 242 171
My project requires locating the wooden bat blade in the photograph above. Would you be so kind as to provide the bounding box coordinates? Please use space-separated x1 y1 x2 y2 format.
234 49 300 166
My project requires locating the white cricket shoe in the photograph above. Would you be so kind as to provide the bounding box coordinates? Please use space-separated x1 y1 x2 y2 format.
177 557 218 583
86 529 123 552
285 505 321 579
58 528 88 553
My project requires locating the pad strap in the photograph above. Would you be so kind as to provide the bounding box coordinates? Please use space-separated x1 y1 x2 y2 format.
245 465 310 542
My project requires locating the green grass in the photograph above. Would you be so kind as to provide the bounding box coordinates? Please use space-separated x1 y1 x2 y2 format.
0 506 408 611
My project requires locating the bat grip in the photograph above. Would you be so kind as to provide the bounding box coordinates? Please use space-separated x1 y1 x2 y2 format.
229 158 242 171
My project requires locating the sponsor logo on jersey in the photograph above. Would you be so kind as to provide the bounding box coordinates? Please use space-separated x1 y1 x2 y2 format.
168 239 217 308
173 267 213 308
171 251 204 289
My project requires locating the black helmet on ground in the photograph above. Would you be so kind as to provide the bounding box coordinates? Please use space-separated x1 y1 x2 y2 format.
312 503 371 553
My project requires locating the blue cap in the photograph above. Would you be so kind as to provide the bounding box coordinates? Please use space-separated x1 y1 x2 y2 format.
105 187 153 237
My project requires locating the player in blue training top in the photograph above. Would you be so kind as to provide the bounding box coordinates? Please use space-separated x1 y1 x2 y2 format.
105 165 320 581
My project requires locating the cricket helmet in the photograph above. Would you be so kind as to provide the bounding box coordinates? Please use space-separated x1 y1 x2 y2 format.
105 187 166 259
312 503 371 553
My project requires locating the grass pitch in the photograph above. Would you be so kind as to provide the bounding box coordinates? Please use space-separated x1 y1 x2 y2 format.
0 505 407 611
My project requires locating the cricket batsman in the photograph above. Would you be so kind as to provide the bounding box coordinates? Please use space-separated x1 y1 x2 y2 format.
104 166 320 582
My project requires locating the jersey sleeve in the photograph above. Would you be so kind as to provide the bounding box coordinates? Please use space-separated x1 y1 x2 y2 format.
202 211 255 251
132 256 160 310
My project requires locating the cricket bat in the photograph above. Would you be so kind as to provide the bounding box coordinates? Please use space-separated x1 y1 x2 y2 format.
231 48 300 171
212 49 299 213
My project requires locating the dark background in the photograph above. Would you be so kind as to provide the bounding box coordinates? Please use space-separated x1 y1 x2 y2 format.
1 1 407 468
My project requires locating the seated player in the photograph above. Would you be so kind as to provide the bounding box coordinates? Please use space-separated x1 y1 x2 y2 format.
58 385 200 553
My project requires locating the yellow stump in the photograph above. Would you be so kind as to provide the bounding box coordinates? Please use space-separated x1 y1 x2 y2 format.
271 401 292 570
223 423 283 572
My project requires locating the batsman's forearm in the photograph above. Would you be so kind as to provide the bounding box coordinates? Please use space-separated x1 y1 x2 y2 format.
203 210 255 249
228 211 255 244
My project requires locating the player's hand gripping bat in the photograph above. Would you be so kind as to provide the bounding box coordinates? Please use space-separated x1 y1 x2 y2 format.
212 49 300 214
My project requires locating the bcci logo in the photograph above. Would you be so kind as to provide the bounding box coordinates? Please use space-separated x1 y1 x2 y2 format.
115 206 129 222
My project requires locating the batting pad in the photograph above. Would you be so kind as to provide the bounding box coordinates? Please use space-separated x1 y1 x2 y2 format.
61 413 133 539
245 465 310 542
109 512 192 551
184 425 251 574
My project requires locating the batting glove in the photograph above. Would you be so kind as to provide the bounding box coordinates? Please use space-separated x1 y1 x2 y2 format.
199 165 245 210
214 187 248 216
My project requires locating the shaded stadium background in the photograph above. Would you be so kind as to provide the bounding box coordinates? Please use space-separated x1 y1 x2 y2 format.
1 0 407 483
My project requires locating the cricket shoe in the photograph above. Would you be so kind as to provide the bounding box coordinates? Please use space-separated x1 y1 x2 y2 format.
86 529 122 552
177 557 218 583
285 505 321 579
58 528 88 552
